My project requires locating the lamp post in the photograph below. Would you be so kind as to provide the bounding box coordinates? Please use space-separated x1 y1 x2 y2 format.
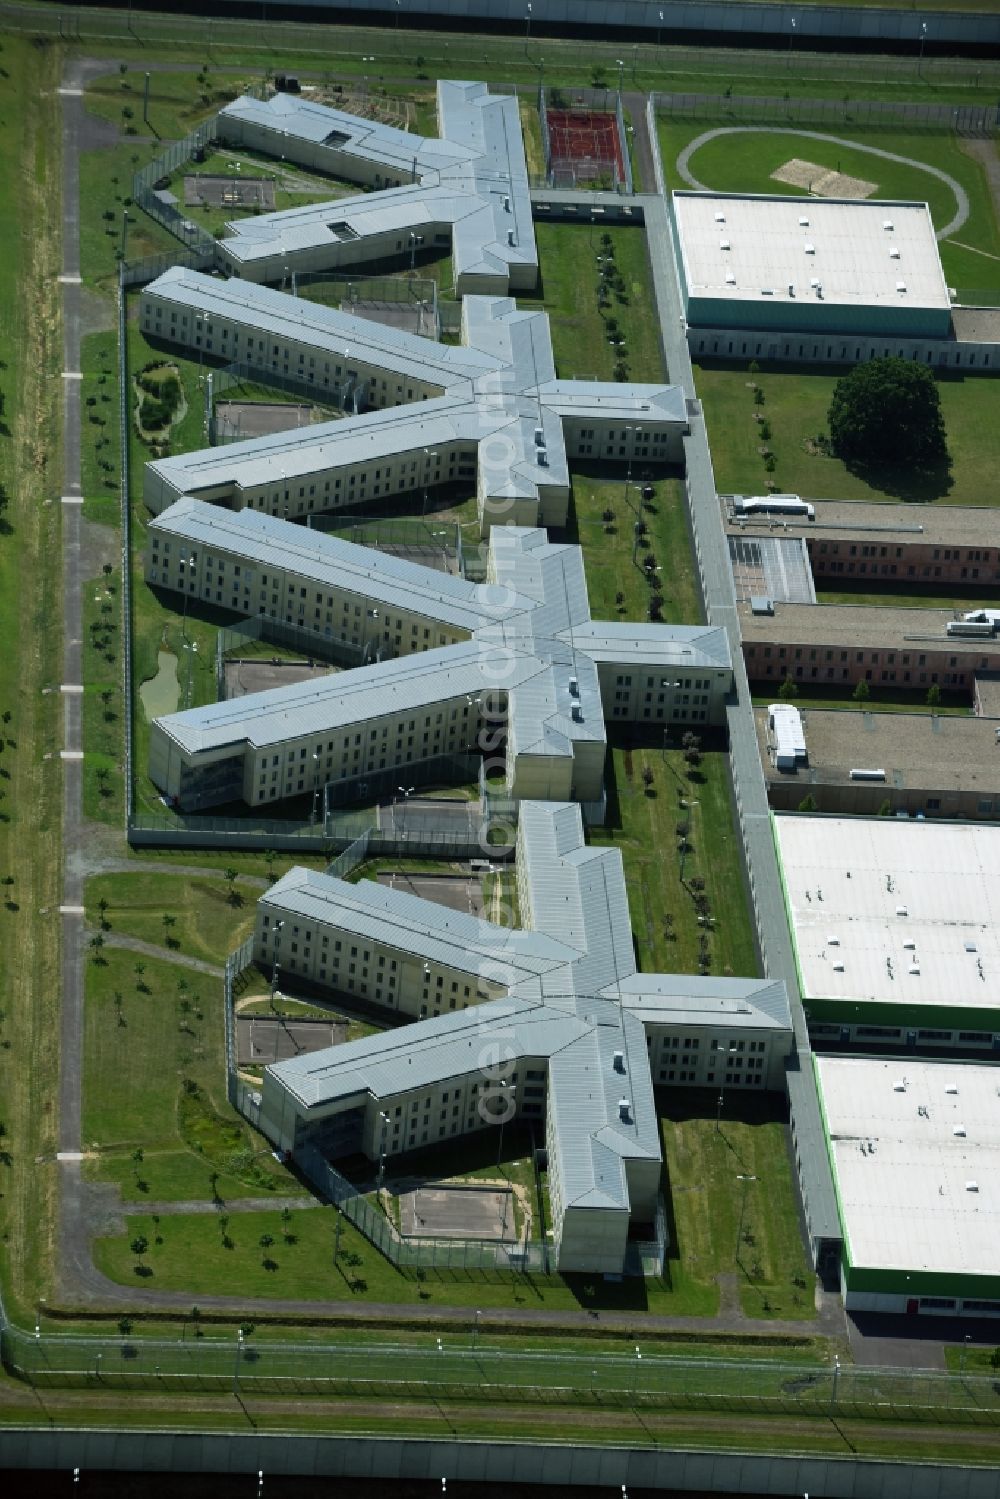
657 9 664 48
233 1328 243 1395
496 1077 510 1169
377 1109 389 1189
617 58 625 95
525 3 532 41
918 22 927 78
624 426 643 514
422 447 438 514
715 1043 738 1126
736 1172 757 1266
270 919 284 1009
633 1344 642 1394
310 748 321 825
397 784 415 836
473 1308 482 1348
787 17 796 68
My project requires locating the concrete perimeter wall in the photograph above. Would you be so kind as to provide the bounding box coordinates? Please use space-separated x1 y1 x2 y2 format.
3 1430 1000 1495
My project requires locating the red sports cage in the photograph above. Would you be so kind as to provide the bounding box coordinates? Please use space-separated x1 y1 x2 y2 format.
545 108 625 183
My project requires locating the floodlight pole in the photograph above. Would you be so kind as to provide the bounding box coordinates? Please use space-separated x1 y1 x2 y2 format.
233 1329 243 1395
736 1172 757 1266
918 22 927 79
143 72 150 125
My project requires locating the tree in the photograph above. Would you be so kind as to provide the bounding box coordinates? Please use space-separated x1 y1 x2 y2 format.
797 794 818 813
926 683 942 708
223 867 239 904
852 679 871 703
778 676 798 700
828 357 948 469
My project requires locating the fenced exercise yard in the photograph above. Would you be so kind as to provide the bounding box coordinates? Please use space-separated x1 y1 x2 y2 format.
236 1013 345 1066
183 173 276 210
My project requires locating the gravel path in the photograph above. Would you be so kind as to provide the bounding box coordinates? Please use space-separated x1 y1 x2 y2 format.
99 932 225 978
675 126 970 241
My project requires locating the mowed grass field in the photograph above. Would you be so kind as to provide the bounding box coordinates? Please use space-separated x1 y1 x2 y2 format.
0 36 66 1324
658 121 1000 295
85 870 256 967
82 946 303 1205
694 362 1000 505
92 1088 810 1319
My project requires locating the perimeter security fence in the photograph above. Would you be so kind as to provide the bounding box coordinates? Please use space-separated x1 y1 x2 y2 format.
654 89 1000 133
5 1314 1000 1423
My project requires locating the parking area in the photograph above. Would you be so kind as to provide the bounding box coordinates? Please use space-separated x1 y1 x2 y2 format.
398 1182 513 1241
223 658 336 700
236 1014 346 1066
376 870 485 916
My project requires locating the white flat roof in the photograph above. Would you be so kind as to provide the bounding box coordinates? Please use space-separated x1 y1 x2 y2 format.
674 193 950 313
774 814 1000 1014
816 1055 1000 1278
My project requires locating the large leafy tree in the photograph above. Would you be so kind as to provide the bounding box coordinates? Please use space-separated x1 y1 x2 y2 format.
828 357 948 469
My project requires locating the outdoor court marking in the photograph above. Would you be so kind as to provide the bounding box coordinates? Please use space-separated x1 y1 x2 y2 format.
61 496 84 505
59 751 84 761
399 1182 513 1241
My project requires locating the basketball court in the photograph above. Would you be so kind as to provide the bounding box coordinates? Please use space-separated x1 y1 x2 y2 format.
236 1013 346 1066
399 1182 513 1241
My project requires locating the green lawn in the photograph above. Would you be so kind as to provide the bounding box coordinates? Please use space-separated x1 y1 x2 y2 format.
79 141 181 291
658 122 1000 294
520 223 664 383
82 947 303 1205
660 1090 814 1320
751 687 970 717
85 871 256 967
694 362 1000 506
84 68 248 143
81 565 125 826
91 1090 809 1320
568 468 701 629
592 738 759 982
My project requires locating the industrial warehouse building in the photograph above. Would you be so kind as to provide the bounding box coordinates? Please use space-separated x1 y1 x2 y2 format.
815 1054 1000 1317
739 599 1000 699
674 192 1000 367
255 800 793 1275
146 503 733 812
757 705 1000 822
140 268 688 534
724 494 1000 590
773 813 1000 1050
215 82 538 295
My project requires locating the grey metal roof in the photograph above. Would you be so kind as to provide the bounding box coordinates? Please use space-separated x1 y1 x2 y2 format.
262 865 579 982
611 974 793 1031
571 620 733 671
151 498 535 636
217 82 537 293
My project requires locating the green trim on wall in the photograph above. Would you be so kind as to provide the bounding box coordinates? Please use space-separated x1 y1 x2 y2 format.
770 811 807 1002
804 996 1000 1032
846 1265 1000 1299
810 1052 852 1266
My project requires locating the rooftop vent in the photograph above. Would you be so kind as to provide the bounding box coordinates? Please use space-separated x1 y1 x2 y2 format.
946 1084 959 1095
908 964 921 975
889 247 900 259
534 425 545 447
719 237 731 251
810 277 821 288
896 281 907 293
507 229 516 247
966 1181 979 1192
893 1080 907 1092
569 675 580 697
896 905 908 917
903 940 916 951
571 703 583 723
760 287 774 296
827 935 840 946
714 211 726 223
953 1125 967 1137
832 961 845 972
618 1097 632 1122
965 942 978 953
804 242 816 254
750 595 774 615
725 270 736 285
788 282 795 297
883 219 894 231
613 1050 626 1074
503 194 511 212
798 216 810 227
850 768 886 782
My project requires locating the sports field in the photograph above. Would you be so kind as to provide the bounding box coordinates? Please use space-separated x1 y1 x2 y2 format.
658 119 1000 295
546 106 625 185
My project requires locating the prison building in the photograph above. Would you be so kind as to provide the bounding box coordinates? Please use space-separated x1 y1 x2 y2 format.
140 268 688 533
256 800 793 1274
724 493 1000 588
215 82 538 296
739 600 1000 699
146 512 733 812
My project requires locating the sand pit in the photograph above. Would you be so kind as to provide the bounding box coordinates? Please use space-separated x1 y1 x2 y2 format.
771 157 878 199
